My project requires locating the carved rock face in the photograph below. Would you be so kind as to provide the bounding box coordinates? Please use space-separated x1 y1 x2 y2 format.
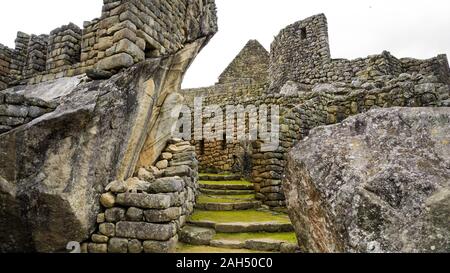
283 107 450 253
0 38 209 252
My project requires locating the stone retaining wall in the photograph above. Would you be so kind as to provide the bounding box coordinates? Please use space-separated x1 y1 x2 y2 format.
0 44 12 90
82 139 199 253
46 23 82 72
0 91 57 133
23 35 49 78
183 53 449 209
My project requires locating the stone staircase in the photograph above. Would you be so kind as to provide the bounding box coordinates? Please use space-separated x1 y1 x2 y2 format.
177 173 299 253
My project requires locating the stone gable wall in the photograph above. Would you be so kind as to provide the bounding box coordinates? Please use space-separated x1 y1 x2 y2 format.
218 40 269 84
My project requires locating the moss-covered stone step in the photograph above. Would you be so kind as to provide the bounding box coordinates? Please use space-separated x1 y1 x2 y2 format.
200 180 255 190
210 239 298 253
212 232 299 253
198 194 256 202
188 210 294 233
214 232 297 244
199 173 242 181
200 188 255 195
196 200 262 211
179 226 299 253
176 243 268 253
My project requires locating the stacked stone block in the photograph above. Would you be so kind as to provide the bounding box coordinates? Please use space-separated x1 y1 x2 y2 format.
0 91 57 133
218 40 269 84
183 29 450 208
46 23 82 72
83 139 199 253
23 35 49 78
92 0 218 72
0 0 218 86
0 44 12 90
270 13 330 90
269 14 450 89
9 32 30 82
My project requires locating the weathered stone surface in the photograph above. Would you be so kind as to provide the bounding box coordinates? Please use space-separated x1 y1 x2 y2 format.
105 207 126 223
156 160 169 169
108 238 129 253
179 226 216 245
100 193 116 208
284 107 450 253
245 239 282 252
125 177 151 192
137 168 154 182
164 165 192 177
126 207 144 221
147 177 184 193
115 193 171 209
96 53 134 71
128 239 143 253
144 207 182 223
88 243 107 253
99 223 115 237
92 234 109 244
105 180 127 194
143 236 178 253
115 221 176 241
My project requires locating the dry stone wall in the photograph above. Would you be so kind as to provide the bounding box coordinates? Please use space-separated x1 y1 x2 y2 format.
46 24 82 72
270 14 450 90
182 14 450 209
0 45 12 90
218 40 269 84
0 91 56 134
9 32 30 82
0 0 218 89
23 35 49 78
83 139 199 253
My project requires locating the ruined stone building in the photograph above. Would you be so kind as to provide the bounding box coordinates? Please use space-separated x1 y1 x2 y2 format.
0 2 449 253
183 13 450 208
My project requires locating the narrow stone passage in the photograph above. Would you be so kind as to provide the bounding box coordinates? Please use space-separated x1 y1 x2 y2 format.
177 173 299 253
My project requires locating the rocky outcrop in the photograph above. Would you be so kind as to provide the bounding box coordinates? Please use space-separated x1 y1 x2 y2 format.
283 107 450 253
0 35 212 252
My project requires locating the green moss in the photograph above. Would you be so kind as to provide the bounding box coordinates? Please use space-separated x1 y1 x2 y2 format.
214 232 298 244
189 210 291 224
197 194 256 204
200 180 253 186
199 173 234 177
176 243 268 253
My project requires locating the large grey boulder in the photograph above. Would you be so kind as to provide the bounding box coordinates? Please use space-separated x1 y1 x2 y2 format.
0 38 211 253
284 107 450 253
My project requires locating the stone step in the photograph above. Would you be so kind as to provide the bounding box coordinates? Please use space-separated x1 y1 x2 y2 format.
187 210 294 233
210 238 298 253
200 188 255 195
176 243 269 253
195 200 262 211
199 173 242 181
199 181 254 191
179 226 299 253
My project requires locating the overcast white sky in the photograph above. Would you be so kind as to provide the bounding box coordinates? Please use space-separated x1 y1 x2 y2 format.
1 0 449 88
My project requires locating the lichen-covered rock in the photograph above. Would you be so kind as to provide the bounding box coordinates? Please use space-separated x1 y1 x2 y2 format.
284 107 450 253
